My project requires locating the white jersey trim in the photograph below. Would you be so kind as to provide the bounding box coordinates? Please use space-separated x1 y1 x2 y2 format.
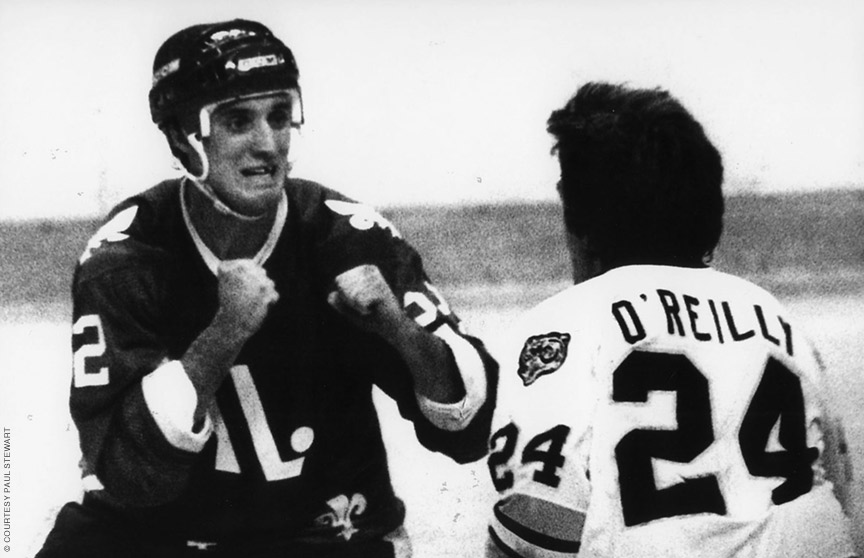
416 323 487 431
141 360 213 453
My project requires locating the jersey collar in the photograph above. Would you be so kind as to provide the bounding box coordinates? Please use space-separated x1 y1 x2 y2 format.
180 179 288 275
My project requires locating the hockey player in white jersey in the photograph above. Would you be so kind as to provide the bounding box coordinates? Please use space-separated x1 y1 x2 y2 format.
485 82 857 558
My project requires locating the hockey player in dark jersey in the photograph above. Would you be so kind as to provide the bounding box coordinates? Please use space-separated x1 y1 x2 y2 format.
36 18 497 558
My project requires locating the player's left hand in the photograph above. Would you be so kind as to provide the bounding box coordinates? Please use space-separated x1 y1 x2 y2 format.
327 264 408 340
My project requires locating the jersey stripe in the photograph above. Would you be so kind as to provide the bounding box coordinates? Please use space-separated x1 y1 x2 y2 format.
489 503 581 558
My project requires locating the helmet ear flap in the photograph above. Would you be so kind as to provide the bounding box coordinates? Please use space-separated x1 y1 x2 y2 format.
160 117 201 175
288 86 305 127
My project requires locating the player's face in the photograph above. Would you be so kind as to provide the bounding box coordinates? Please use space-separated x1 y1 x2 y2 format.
203 94 294 215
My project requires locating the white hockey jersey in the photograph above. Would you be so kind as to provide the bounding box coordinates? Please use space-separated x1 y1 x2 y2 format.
487 265 855 558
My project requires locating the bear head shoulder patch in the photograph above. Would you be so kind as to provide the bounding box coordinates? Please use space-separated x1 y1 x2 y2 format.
517 331 572 386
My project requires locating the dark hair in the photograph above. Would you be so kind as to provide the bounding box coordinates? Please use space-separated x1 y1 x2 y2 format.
547 82 724 267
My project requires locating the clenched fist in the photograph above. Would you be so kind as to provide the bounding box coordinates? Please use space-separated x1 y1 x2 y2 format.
215 259 279 338
327 264 407 340
327 265 463 404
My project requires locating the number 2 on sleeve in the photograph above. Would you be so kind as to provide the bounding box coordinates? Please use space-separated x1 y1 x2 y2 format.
404 284 453 327
72 314 109 387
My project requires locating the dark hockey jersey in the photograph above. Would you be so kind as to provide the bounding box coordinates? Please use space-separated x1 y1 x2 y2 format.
69 177 497 548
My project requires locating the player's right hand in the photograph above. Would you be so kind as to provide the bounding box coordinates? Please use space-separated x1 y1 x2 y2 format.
215 259 279 338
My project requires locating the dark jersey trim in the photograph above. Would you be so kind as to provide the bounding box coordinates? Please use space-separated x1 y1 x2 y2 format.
488 525 529 558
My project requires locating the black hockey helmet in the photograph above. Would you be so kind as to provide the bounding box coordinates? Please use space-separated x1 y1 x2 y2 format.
149 19 303 130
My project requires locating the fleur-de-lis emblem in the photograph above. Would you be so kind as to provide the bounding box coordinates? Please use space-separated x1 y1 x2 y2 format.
80 205 138 263
325 200 401 238
315 493 368 540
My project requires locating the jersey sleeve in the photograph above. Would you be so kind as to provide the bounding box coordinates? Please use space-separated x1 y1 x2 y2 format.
808 347 855 514
488 494 585 558
314 195 499 464
374 263 499 464
70 250 207 507
486 295 595 557
820 410 854 513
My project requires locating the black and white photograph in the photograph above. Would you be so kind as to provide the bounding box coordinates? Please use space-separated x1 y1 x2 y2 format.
1 1 862 557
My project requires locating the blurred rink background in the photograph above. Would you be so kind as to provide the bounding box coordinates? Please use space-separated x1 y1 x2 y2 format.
2 1 864 557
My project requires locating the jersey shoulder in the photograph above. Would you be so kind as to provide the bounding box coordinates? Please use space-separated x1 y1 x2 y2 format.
515 281 604 332
284 177 411 281
285 177 402 239
75 180 185 286
505 280 610 351
493 282 603 391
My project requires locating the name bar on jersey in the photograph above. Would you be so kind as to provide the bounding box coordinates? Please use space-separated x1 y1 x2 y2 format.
612 288 793 356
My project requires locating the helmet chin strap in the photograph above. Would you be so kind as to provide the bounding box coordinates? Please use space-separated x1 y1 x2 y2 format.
183 133 269 222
